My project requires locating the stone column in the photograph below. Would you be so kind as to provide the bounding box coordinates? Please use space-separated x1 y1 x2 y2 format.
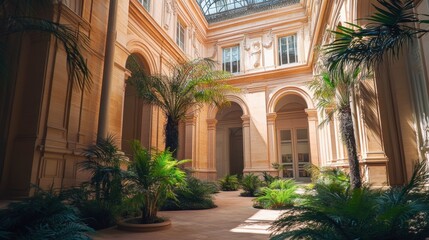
267 112 277 169
206 119 217 171
97 0 118 140
305 109 319 166
241 115 251 171
185 115 197 168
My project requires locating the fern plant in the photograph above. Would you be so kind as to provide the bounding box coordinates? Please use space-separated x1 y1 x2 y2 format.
240 173 262 197
261 172 280 186
255 179 299 209
80 135 127 205
161 176 217 210
0 188 93 240
218 174 240 191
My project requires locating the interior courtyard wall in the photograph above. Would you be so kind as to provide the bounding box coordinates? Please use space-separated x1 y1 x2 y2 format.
7 0 427 197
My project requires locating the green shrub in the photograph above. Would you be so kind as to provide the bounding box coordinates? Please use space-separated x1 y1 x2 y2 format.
270 160 429 240
255 179 298 209
77 201 116 230
125 141 187 224
261 171 279 186
79 135 127 205
308 164 350 191
218 175 240 191
0 189 93 240
161 176 217 210
59 184 118 230
240 173 262 197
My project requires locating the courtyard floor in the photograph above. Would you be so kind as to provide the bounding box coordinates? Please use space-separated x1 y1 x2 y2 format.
92 191 284 240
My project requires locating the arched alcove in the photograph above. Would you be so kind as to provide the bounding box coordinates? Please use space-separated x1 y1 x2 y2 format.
122 53 152 155
215 102 244 178
275 94 311 181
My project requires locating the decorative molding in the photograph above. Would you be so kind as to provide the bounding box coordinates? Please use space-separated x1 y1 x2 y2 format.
262 30 274 48
267 112 277 122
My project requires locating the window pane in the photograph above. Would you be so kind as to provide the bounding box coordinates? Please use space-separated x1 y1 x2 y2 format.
296 129 308 140
278 35 298 65
225 62 231 72
176 22 185 50
143 0 150 10
288 35 297 63
222 46 240 73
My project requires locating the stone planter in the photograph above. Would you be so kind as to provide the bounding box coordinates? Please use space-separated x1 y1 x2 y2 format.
117 218 171 232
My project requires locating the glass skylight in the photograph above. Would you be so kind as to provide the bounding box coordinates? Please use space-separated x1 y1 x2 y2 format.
197 0 299 22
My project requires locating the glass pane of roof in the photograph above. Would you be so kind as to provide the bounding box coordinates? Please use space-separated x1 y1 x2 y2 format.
197 0 300 23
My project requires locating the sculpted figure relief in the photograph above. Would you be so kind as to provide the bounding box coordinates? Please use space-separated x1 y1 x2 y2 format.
164 0 173 30
251 41 262 68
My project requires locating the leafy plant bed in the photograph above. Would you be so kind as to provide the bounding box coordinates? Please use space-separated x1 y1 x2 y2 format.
117 217 171 232
160 176 218 210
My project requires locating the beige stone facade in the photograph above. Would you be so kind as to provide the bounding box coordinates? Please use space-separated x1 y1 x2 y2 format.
1 0 428 198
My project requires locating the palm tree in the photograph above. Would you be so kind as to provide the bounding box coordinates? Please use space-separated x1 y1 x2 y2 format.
309 68 365 189
80 135 126 204
270 160 429 240
128 58 234 158
324 0 429 71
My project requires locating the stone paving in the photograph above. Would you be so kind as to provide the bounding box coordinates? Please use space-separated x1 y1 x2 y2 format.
92 191 285 240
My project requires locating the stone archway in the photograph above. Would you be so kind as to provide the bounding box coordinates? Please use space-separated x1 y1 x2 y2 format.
215 102 245 178
122 53 152 155
267 87 318 181
274 94 310 180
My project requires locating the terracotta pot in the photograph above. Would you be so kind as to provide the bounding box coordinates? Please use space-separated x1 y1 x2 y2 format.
117 218 171 232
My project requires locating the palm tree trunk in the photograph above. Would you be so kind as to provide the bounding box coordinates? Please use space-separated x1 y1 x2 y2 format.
339 106 362 189
165 116 179 158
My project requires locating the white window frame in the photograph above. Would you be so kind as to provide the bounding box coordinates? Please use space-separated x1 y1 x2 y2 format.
222 45 240 74
278 34 298 66
176 21 185 51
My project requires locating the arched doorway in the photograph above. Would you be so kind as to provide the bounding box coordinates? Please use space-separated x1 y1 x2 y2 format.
215 102 244 178
275 94 311 181
122 54 151 155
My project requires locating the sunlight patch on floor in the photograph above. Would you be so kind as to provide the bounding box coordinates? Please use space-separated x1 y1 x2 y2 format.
230 209 286 235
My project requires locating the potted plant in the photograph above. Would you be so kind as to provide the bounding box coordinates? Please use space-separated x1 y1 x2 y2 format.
118 140 187 232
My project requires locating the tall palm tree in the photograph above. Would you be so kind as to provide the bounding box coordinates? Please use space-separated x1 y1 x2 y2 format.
309 68 366 189
128 58 234 158
324 0 429 71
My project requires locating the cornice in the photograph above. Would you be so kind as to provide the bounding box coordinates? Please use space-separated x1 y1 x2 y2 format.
206 4 307 39
129 1 186 64
185 0 209 39
306 0 331 70
226 64 312 85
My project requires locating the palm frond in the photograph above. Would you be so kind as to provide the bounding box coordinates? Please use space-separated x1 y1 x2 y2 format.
0 0 92 91
323 0 428 71
1 17 92 91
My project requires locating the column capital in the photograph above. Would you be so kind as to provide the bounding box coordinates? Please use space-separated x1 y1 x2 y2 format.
124 68 132 81
267 112 277 123
207 118 218 130
241 115 250 127
305 108 318 121
185 115 197 126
